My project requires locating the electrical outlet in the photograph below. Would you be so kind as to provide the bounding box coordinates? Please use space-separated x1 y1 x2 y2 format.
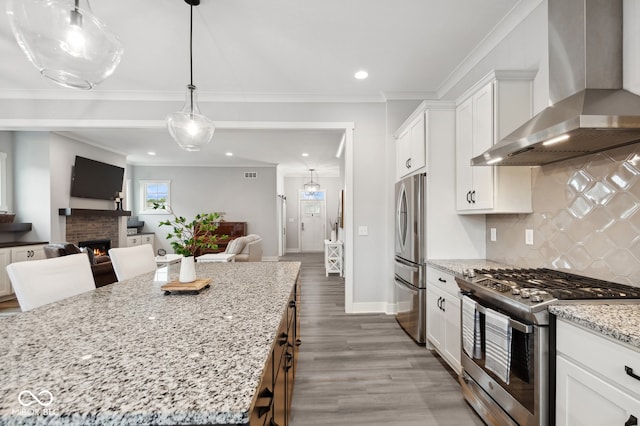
490 228 497 242
525 229 534 245
358 226 368 236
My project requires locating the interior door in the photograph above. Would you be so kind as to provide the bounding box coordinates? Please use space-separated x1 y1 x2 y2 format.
299 191 325 252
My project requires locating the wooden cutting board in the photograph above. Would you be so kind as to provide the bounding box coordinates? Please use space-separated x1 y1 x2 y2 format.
161 278 211 295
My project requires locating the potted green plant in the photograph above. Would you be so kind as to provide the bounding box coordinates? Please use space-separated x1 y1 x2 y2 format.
153 203 227 257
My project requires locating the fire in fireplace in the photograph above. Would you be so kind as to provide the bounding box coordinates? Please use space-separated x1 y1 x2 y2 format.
78 239 111 257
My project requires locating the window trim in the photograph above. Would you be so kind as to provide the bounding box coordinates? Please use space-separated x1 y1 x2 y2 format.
139 180 171 214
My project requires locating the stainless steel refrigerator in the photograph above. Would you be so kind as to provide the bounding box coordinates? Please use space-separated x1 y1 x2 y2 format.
394 173 426 344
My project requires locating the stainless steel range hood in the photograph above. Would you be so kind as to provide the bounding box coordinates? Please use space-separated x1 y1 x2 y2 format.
472 0 640 166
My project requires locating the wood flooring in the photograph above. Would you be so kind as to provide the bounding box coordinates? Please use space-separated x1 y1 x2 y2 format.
283 252 484 426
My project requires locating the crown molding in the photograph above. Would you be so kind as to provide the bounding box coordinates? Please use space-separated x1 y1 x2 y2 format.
436 0 544 99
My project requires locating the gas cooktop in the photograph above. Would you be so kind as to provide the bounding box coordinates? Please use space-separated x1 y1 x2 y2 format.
456 268 640 324
473 268 640 300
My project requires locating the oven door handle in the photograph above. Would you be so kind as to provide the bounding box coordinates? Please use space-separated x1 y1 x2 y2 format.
473 302 534 334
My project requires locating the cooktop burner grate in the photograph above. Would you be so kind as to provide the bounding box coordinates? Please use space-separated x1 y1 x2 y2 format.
473 268 640 300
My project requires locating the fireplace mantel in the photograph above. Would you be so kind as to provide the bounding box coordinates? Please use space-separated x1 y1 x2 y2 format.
59 208 132 217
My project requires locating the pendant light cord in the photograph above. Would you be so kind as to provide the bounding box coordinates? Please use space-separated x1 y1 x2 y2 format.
189 2 194 87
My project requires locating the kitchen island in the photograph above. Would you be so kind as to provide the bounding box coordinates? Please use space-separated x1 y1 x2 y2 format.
0 261 300 425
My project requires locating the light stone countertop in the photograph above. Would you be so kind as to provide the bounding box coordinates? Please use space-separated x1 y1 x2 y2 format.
0 261 301 425
427 259 512 277
550 304 640 350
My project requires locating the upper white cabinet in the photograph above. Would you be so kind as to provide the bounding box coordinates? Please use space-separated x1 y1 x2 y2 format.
395 106 426 179
395 101 453 180
455 70 535 214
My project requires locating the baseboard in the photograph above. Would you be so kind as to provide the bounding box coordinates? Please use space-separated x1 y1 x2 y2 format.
262 256 279 262
349 302 393 314
285 248 300 253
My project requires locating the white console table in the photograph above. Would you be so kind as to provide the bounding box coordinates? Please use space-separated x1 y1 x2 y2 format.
324 240 343 277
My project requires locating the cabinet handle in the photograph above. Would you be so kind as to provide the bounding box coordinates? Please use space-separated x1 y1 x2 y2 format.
436 297 442 310
277 332 288 346
254 387 273 418
289 300 295 308
438 277 446 283
625 415 638 426
466 191 471 203
295 338 302 347
441 298 445 312
625 366 640 382
471 190 476 203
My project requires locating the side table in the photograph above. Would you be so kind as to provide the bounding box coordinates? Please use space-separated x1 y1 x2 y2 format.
324 239 343 277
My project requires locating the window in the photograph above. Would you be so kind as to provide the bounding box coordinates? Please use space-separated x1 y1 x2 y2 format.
139 180 170 214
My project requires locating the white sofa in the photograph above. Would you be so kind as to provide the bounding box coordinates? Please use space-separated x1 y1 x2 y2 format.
225 234 262 262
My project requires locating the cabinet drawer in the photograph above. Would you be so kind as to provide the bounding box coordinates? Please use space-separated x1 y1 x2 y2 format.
426 266 458 297
557 319 640 398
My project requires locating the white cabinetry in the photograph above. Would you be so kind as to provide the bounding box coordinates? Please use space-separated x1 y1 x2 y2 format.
0 244 47 298
426 266 461 374
395 108 426 179
10 244 46 262
556 319 640 426
0 248 13 298
127 234 154 250
455 70 535 214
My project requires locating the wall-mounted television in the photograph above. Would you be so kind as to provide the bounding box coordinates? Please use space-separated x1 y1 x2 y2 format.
70 156 125 200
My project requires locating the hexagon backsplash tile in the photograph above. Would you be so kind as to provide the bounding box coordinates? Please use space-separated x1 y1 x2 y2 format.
487 144 640 287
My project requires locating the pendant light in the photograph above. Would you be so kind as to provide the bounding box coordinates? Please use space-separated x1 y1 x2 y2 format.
304 169 320 193
166 0 215 152
6 0 123 90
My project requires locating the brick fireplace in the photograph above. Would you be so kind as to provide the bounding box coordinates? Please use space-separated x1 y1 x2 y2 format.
65 216 120 248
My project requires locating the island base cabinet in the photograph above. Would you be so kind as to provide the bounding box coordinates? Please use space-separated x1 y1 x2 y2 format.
251 278 300 426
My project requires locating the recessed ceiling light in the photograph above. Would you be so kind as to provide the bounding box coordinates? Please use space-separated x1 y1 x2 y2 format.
354 70 368 80
226 152 233 156
302 153 309 157
147 151 156 156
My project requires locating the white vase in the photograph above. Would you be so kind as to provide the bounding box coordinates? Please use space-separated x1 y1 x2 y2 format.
179 256 196 283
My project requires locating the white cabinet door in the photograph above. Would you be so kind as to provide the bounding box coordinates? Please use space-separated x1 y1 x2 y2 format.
426 284 444 349
470 82 495 210
409 113 426 172
395 112 426 179
396 129 411 179
10 245 46 263
556 356 640 426
443 294 461 373
0 248 13 297
141 234 154 250
126 236 141 247
455 97 474 210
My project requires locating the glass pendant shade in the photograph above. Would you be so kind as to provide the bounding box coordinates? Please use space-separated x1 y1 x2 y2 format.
166 84 215 152
6 0 123 90
304 170 320 193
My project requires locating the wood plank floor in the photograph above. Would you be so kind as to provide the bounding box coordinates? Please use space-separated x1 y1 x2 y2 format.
282 252 484 426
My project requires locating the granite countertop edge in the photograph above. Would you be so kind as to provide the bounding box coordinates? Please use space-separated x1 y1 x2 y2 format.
426 259 513 277
550 304 640 350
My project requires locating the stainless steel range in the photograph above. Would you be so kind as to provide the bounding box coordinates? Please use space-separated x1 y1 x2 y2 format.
456 268 640 426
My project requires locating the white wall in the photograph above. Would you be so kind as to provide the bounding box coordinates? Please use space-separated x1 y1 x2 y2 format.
131 165 278 258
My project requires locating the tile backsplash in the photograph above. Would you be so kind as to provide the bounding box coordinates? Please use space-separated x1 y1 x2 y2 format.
487 143 640 287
